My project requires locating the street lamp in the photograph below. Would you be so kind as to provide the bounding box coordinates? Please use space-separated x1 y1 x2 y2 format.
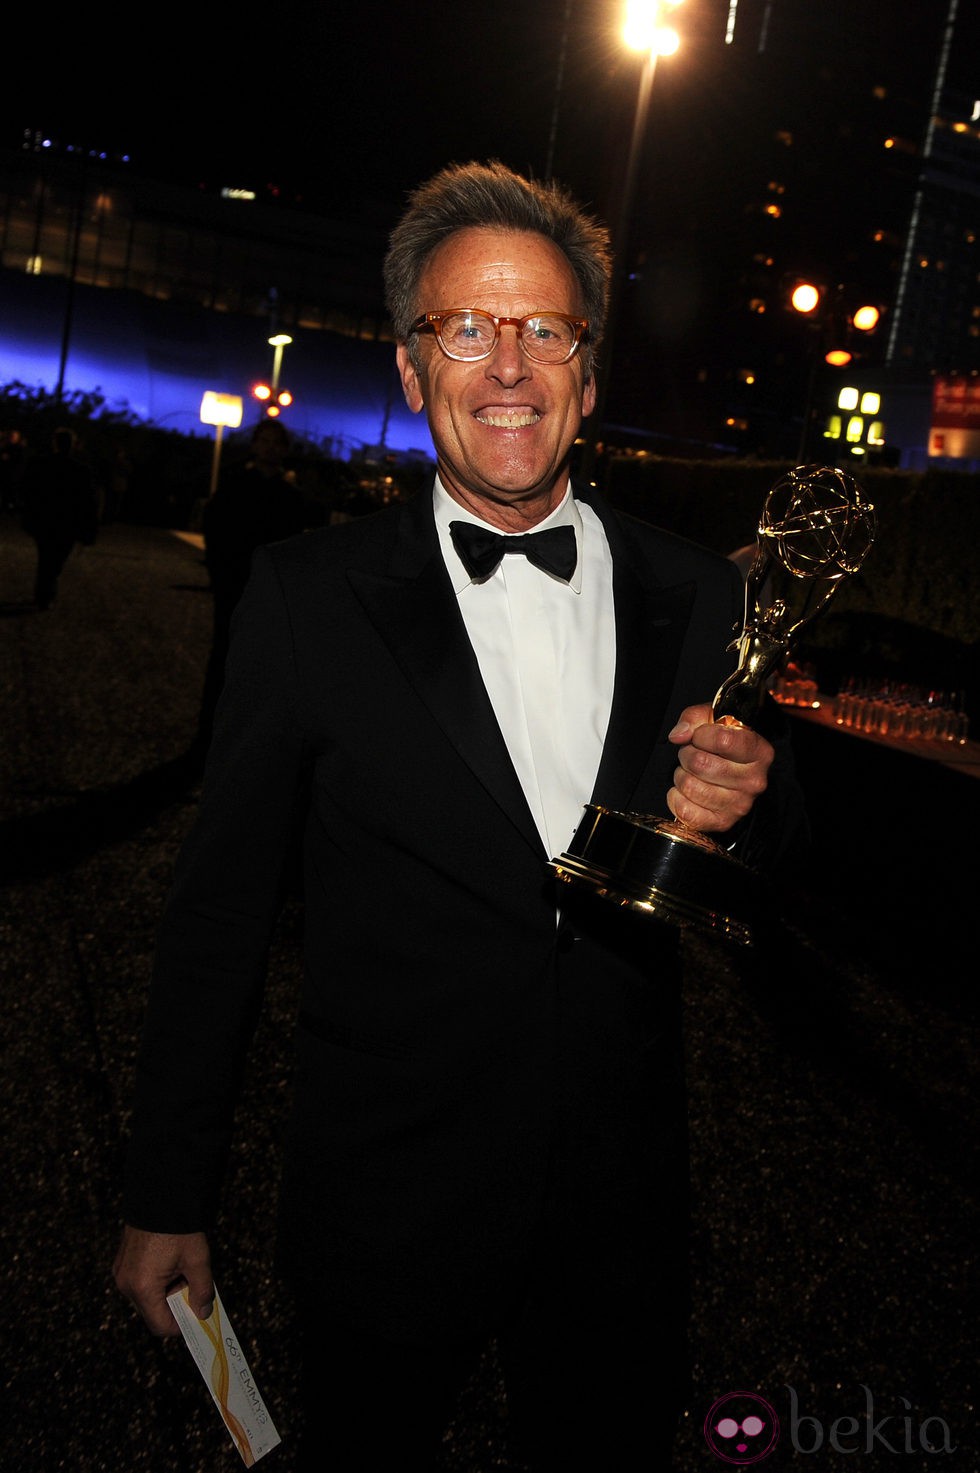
581 0 684 480
268 332 293 391
200 391 243 497
787 281 883 460
253 333 295 417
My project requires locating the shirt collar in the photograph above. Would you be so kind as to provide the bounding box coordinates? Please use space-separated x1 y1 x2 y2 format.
433 475 583 594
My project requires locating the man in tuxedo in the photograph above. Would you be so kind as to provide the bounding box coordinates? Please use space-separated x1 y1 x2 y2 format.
113 160 807 1471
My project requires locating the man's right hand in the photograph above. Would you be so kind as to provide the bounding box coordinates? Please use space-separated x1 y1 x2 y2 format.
112 1224 213 1337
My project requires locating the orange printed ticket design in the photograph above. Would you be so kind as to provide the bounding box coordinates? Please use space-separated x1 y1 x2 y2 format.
167 1283 281 1465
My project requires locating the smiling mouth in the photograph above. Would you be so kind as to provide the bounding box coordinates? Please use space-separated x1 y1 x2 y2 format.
475 410 541 428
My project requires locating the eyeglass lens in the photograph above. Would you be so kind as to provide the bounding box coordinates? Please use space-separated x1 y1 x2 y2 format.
436 311 579 362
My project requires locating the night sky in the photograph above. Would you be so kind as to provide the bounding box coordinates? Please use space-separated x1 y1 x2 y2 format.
20 0 961 240
11 0 972 449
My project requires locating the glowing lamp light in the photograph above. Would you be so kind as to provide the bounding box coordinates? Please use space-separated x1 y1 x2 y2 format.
200 391 243 496
200 391 243 428
623 0 683 54
582 0 683 479
254 384 293 417
825 348 853 367
852 304 881 332
790 282 821 314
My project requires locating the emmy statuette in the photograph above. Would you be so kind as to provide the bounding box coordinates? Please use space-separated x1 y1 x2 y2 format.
550 464 877 947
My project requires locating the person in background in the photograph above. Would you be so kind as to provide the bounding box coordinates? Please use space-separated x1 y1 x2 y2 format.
113 160 808 1472
19 427 100 610
193 417 309 758
0 428 27 512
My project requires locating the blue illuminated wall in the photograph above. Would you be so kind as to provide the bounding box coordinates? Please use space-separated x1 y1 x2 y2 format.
0 270 436 461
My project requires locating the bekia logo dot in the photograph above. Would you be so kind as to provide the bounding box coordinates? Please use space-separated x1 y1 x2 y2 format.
704 1391 780 1464
703 1385 956 1459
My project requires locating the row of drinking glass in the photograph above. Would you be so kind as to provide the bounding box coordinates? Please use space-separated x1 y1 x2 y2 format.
769 669 820 708
831 679 970 743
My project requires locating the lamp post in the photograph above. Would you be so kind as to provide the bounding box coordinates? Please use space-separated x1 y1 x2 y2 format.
787 280 882 461
268 333 292 392
200 391 243 497
253 334 295 418
581 0 683 481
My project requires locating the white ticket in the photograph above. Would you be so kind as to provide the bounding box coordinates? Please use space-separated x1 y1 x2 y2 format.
167 1282 282 1465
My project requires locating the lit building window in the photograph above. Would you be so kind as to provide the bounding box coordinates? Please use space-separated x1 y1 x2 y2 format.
868 422 886 445
860 392 881 414
838 386 860 411
824 415 842 440
846 416 864 443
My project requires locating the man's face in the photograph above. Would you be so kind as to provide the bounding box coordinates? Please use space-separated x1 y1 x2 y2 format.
251 425 288 469
396 227 596 527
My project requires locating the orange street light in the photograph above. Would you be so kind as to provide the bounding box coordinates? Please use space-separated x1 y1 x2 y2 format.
581 0 685 479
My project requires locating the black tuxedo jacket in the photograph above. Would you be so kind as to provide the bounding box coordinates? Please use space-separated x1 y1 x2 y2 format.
123 481 806 1343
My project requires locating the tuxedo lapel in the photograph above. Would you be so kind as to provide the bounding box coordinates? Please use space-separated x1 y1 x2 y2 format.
346 491 545 855
582 490 697 813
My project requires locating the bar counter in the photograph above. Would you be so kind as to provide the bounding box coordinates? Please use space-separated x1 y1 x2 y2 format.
780 695 980 780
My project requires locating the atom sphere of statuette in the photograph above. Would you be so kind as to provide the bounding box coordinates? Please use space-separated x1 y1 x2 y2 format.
760 463 877 580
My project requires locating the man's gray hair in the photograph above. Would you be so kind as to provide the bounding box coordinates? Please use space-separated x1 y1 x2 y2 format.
383 160 612 376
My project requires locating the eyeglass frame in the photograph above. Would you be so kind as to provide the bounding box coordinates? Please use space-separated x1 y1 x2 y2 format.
410 309 590 365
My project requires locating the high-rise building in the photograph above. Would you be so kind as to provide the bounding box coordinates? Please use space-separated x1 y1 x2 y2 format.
597 0 979 465
0 132 430 459
884 0 979 378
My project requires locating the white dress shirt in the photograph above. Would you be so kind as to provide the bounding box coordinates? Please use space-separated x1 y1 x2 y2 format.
434 476 617 857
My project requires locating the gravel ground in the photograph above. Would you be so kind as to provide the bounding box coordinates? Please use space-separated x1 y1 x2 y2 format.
1 513 976 1471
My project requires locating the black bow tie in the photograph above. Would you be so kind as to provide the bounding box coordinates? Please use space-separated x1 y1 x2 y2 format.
449 520 577 582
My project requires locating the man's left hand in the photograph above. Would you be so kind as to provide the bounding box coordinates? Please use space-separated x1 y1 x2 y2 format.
666 703 774 833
